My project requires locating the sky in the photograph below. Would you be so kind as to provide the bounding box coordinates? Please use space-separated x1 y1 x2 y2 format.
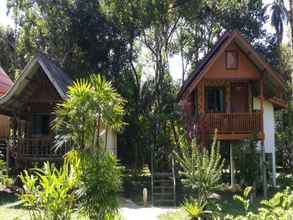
0 0 290 81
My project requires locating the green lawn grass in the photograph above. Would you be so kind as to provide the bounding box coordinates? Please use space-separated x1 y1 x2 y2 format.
0 191 125 220
0 192 29 220
158 192 261 220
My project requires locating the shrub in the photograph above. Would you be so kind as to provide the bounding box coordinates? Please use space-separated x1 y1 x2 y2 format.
174 134 224 204
233 135 260 187
225 187 293 220
0 157 12 190
18 152 79 220
277 173 293 190
78 149 122 219
183 199 212 220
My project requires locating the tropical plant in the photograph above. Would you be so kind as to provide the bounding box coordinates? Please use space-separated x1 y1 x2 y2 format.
78 149 122 219
0 156 12 190
233 187 253 212
18 152 80 220
233 135 260 187
53 74 125 219
174 133 224 204
225 187 293 220
53 74 126 151
183 199 212 220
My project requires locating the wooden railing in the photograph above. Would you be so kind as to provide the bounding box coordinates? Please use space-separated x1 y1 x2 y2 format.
16 137 71 161
201 112 261 134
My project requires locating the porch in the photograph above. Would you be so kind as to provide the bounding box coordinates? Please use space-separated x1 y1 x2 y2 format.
198 112 262 140
13 137 71 162
191 79 265 141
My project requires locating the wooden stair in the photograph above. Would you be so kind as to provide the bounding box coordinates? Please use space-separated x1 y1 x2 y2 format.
151 171 176 206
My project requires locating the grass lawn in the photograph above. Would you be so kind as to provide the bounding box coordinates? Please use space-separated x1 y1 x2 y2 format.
158 192 261 220
0 191 29 220
0 190 126 220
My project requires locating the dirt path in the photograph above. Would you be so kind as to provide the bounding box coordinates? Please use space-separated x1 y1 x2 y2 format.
120 199 176 220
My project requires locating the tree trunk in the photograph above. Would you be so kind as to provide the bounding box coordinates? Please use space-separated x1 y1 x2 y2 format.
289 0 293 85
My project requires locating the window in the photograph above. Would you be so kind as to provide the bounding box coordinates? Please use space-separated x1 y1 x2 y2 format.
205 87 225 112
225 50 239 69
32 114 50 135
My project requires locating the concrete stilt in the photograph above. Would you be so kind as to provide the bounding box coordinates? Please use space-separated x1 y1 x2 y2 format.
230 143 235 187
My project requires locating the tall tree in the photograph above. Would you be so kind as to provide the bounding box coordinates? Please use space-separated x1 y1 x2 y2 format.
102 0 268 170
7 0 129 82
0 26 17 79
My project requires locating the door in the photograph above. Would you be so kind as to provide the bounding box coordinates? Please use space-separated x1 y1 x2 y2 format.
231 83 249 112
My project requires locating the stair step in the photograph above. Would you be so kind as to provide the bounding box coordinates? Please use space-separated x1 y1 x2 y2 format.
153 179 173 183
153 186 174 190
153 192 174 196
153 199 175 204
153 172 172 177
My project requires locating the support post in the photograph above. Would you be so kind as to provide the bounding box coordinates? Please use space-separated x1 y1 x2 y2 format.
230 142 235 187
272 151 277 187
260 78 267 198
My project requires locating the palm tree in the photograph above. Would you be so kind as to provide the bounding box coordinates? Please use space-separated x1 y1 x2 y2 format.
264 0 289 43
53 74 126 151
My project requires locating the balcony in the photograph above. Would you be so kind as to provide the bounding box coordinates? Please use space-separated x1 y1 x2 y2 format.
14 137 71 161
199 112 262 140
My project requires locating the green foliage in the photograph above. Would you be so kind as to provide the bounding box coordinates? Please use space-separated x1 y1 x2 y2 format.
277 174 293 189
0 25 18 79
0 157 12 190
53 74 126 151
183 199 212 220
7 0 129 79
18 155 79 220
233 135 260 187
53 74 124 219
77 149 122 219
226 187 293 220
233 187 253 212
174 134 224 203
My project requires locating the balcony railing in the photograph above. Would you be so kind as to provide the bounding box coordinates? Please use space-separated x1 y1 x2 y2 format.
15 137 71 161
200 112 261 134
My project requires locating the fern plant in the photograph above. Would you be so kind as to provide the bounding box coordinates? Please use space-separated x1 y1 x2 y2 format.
18 151 80 220
174 133 224 204
233 186 253 211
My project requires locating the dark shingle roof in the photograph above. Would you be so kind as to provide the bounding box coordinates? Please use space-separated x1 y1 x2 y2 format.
36 53 73 98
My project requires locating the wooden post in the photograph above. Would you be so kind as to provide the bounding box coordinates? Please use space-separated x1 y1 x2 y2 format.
230 142 235 187
260 78 267 198
202 80 205 114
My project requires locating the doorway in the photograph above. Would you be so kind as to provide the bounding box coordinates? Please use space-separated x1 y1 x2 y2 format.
231 83 249 113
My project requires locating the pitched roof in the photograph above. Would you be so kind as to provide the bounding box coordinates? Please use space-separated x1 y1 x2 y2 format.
0 66 13 96
0 54 73 115
0 53 72 106
178 31 286 99
36 53 73 98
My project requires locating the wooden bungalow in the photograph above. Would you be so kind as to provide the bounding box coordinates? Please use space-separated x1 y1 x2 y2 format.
178 32 288 186
0 53 117 168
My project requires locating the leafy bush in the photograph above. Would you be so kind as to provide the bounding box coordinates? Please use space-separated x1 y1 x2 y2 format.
225 187 293 220
233 186 253 212
18 152 79 220
0 157 12 190
53 74 126 151
174 134 224 203
277 173 293 189
233 135 260 187
183 199 212 220
78 149 122 220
